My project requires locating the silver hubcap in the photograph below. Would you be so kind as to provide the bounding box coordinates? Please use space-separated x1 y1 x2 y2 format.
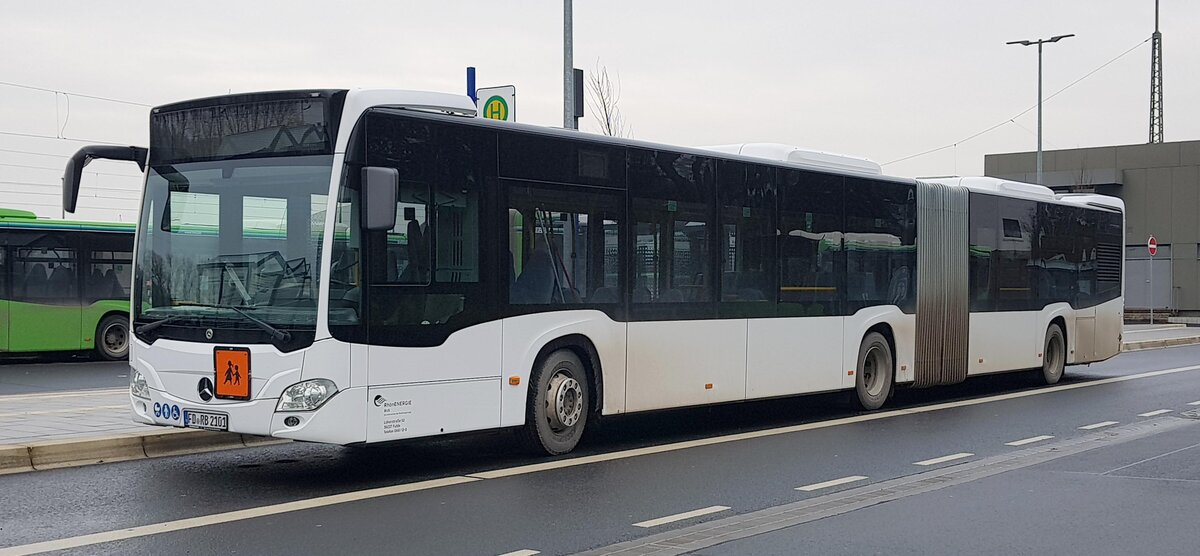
863 346 886 397
545 371 583 432
103 323 128 356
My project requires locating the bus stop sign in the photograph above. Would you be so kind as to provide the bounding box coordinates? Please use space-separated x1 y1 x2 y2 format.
476 85 516 121
1148 235 1158 256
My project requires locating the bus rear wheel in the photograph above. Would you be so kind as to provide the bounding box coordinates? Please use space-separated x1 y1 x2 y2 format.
95 315 129 361
853 332 893 411
1039 323 1066 385
519 349 589 456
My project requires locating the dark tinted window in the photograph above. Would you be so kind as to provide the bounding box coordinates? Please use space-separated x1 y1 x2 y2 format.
337 113 496 347
969 194 1121 311
970 194 1035 311
499 133 625 189
0 232 7 300
845 178 917 313
718 162 776 315
83 233 133 302
11 232 78 305
506 185 622 307
779 170 844 316
628 149 716 317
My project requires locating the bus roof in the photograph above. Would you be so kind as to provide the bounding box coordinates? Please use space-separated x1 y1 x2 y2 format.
0 209 135 233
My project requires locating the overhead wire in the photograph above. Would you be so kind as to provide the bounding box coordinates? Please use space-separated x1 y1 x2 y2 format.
882 37 1151 167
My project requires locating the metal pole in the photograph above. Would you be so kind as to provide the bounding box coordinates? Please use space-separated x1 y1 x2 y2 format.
563 0 574 130
1037 42 1043 185
1150 253 1154 325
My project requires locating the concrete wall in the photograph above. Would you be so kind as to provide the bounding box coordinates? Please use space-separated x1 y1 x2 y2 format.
985 140 1200 311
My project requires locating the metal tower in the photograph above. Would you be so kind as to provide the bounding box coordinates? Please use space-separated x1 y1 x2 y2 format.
1149 0 1164 143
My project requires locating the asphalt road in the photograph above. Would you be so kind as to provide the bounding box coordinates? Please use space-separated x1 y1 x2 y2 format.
2 345 1200 555
0 359 128 395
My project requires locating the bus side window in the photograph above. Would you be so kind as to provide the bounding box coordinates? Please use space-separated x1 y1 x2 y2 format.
507 185 621 306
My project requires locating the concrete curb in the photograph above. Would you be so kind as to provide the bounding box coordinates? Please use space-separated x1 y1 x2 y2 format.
0 430 290 475
1122 335 1200 351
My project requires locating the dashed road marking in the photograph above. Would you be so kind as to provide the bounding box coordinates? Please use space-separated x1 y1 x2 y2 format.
795 475 868 492
1005 435 1054 446
1079 421 1119 430
1189 401 1200 406
633 506 730 528
1138 409 1173 417
498 550 540 556
914 452 973 466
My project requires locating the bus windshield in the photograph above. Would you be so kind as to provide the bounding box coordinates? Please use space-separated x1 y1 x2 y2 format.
133 155 333 336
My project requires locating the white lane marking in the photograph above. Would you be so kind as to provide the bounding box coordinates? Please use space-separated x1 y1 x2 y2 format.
1188 401 1200 406
0 476 479 556
795 475 868 492
0 405 125 418
8 363 1200 556
1005 435 1055 446
633 506 730 528
1138 409 1173 417
1079 421 1120 430
914 452 973 466
0 388 126 402
497 550 540 556
469 364 1200 480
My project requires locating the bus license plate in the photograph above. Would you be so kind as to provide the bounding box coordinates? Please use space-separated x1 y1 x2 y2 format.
183 410 228 431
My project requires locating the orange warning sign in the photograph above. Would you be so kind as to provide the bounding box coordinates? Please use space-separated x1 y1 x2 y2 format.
214 347 251 400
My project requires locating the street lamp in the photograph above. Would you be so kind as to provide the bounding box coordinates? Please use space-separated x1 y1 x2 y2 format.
1007 33 1074 185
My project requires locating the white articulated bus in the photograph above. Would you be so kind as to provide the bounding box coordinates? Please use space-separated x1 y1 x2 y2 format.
62 89 1124 455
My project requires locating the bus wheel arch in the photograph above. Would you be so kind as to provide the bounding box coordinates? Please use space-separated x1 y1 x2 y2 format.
95 312 130 360
853 325 895 410
531 334 603 417
518 334 602 455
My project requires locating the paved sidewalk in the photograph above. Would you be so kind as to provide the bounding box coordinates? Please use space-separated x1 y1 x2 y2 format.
0 388 148 445
2 324 1199 474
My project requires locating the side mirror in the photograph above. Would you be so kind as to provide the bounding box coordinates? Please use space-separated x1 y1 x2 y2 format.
362 166 398 231
62 145 148 213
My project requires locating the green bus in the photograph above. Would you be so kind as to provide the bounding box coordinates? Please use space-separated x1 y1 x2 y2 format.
0 208 133 359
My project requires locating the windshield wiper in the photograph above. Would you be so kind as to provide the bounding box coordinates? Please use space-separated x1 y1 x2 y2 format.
135 314 190 336
138 303 292 343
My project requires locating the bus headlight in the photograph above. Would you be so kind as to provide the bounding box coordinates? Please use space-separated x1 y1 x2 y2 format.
276 379 338 412
130 368 151 399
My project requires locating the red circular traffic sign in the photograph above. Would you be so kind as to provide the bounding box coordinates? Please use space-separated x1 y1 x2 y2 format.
1148 235 1158 257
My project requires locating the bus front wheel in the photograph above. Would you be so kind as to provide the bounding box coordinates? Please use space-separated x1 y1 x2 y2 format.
519 349 589 456
1039 323 1066 385
95 315 130 361
853 332 893 411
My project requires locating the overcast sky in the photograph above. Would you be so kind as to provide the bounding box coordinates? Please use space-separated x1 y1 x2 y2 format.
2 0 1196 221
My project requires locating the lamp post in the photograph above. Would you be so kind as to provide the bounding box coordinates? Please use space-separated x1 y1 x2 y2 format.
1007 34 1074 185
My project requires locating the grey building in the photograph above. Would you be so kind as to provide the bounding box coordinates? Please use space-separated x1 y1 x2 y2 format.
985 140 1200 313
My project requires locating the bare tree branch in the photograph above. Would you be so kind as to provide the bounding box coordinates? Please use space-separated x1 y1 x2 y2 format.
587 61 629 137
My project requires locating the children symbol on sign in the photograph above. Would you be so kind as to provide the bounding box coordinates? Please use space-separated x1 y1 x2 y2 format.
224 361 241 386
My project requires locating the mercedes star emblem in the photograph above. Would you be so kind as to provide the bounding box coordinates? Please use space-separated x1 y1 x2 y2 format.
198 377 214 402
205 328 214 340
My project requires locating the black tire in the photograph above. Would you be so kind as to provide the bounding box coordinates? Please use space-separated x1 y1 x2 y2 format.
853 332 894 411
1039 323 1066 385
95 314 129 361
519 349 589 456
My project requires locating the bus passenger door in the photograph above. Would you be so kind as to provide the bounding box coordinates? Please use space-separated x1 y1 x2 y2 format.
7 232 82 352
